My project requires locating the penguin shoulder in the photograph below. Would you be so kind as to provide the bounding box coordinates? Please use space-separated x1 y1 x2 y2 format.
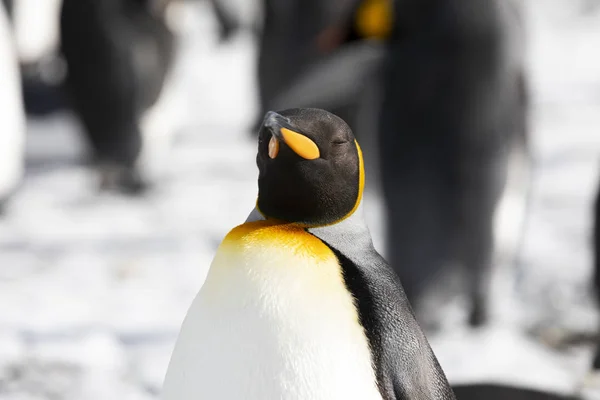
221 219 336 262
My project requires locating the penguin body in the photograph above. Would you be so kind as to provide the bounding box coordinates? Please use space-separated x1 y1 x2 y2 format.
253 0 371 133
0 1 25 213
162 108 455 400
163 220 381 399
59 0 176 194
379 0 529 329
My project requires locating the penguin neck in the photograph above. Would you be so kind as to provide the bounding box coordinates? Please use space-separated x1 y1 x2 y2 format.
309 202 374 250
245 201 374 252
247 200 367 228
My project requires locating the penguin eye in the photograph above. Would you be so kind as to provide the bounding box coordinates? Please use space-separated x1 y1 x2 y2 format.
332 140 347 146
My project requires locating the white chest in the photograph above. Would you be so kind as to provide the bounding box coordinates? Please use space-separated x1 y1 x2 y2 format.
162 226 382 400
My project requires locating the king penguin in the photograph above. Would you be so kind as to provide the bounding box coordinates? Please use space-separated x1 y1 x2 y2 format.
162 108 456 400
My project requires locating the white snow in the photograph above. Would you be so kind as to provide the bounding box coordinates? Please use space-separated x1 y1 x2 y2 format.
1 1 600 398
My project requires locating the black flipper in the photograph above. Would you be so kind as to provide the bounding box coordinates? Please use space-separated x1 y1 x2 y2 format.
309 212 456 400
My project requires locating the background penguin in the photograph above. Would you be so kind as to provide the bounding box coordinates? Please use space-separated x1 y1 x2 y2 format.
162 108 455 399
59 0 176 194
251 0 376 133
378 0 529 329
254 0 393 190
0 1 25 215
0 0 239 202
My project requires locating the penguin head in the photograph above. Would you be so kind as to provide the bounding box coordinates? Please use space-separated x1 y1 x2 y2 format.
256 108 365 227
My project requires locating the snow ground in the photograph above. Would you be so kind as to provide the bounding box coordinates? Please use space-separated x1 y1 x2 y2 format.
1 1 600 398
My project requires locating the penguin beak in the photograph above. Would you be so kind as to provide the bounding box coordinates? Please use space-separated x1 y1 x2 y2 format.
263 111 320 160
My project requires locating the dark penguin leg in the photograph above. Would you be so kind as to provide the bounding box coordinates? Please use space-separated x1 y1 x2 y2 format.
379 0 527 329
60 0 174 195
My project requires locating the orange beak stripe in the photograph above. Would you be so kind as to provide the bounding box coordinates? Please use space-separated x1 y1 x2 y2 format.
280 128 320 160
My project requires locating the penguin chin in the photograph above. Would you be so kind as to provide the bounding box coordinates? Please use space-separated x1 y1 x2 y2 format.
256 151 360 227
257 172 357 227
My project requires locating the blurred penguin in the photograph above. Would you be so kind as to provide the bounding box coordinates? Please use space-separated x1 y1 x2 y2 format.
253 0 373 134
2 0 67 116
378 0 529 330
0 1 25 214
60 0 177 194
257 0 393 191
267 0 392 130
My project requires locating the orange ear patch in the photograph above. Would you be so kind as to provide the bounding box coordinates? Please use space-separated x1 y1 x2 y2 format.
280 128 320 160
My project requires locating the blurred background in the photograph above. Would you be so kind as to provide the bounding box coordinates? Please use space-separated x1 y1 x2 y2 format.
0 0 600 398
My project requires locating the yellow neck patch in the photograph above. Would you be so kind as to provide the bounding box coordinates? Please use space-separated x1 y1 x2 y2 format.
346 140 366 221
223 220 335 262
354 0 393 40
